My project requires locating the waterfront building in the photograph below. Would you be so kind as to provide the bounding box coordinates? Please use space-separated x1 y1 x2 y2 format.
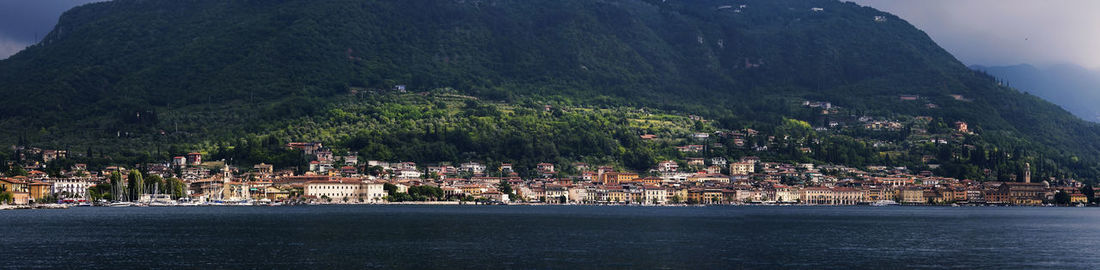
44 178 93 200
643 186 667 205
999 182 1046 205
303 180 385 203
899 187 925 204
800 187 864 205
0 178 31 205
29 181 50 202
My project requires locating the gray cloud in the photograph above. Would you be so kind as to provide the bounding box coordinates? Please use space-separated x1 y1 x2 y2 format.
0 35 30 59
0 0 105 59
851 0 1100 69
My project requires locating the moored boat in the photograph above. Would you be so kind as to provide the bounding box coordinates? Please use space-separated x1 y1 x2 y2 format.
871 200 899 206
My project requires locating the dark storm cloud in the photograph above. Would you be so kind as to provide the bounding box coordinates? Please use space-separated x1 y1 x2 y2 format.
0 0 106 59
851 0 1100 69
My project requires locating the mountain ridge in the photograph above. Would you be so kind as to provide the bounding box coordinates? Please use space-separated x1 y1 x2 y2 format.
971 63 1100 123
1 0 1099 181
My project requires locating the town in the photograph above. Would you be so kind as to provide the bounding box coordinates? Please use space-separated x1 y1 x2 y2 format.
1 136 1093 208
1 93 1095 208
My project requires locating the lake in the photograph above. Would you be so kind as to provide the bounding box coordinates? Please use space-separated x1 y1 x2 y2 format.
2 205 1099 269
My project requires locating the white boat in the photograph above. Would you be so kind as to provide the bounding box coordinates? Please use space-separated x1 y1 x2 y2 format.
148 201 177 207
232 199 255 206
108 202 134 207
36 204 71 209
178 201 201 206
871 200 899 206
149 194 178 206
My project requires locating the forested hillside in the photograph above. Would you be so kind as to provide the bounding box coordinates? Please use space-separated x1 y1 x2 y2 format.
973 64 1100 123
1 0 1099 181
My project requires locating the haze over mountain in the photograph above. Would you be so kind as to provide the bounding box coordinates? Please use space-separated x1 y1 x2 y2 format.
972 64 1100 123
1 0 1100 181
0 0 105 59
851 0 1100 69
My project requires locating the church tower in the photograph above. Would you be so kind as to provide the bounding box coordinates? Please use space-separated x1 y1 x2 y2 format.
1024 163 1031 183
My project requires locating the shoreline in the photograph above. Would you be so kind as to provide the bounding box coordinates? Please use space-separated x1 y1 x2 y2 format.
4 202 1089 209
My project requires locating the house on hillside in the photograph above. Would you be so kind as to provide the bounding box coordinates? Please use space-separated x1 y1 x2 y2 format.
186 152 203 165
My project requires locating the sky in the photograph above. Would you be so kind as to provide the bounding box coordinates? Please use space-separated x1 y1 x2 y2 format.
0 0 104 60
850 0 1100 69
0 0 1099 69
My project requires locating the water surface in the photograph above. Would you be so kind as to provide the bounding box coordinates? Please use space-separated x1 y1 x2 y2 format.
2 205 1098 269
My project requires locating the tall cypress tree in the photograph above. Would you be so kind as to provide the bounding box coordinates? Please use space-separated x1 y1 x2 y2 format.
127 170 144 201
109 171 123 201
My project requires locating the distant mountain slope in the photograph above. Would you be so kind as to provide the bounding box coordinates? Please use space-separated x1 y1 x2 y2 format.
1 0 966 113
1 0 1099 179
972 64 1100 122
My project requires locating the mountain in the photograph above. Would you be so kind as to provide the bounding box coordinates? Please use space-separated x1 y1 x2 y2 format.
972 64 1100 123
1 0 1100 181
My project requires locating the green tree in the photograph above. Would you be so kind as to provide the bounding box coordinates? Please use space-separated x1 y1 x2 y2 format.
0 186 12 204
366 166 384 176
386 192 412 202
109 171 124 201
88 183 112 202
36 192 59 204
166 178 186 199
127 169 145 201
1081 185 1095 203
145 174 165 194
497 179 513 196
407 185 444 201
670 194 683 204
1054 191 1072 205
9 165 27 177
383 183 398 196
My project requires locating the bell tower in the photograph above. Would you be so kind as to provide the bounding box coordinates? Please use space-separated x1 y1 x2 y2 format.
1024 163 1031 183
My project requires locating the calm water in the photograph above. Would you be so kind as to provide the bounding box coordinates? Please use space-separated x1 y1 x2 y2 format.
2 205 1099 269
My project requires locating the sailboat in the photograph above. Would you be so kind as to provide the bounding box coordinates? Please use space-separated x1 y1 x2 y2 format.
148 182 177 206
109 178 133 207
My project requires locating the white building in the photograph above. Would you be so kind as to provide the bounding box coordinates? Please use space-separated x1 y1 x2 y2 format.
657 160 679 172
568 187 589 203
46 178 94 199
545 186 569 203
460 162 486 174
770 187 801 203
730 162 755 175
643 187 668 205
305 181 360 202
660 172 693 182
396 169 422 179
360 183 387 203
367 160 391 170
343 155 358 165
710 157 728 167
304 181 387 203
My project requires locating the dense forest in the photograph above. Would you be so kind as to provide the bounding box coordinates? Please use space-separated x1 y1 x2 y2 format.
0 0 1098 182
